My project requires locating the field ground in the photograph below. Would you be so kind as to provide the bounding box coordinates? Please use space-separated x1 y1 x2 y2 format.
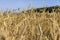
0 10 60 40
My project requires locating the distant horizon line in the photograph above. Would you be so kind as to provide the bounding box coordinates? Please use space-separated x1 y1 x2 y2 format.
0 5 60 12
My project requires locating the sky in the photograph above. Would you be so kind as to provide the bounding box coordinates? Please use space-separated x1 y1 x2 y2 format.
0 0 60 11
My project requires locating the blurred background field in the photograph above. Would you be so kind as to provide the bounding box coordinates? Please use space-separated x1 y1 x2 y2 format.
0 8 60 40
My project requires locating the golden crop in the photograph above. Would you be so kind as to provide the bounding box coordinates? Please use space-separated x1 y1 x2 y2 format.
0 9 60 40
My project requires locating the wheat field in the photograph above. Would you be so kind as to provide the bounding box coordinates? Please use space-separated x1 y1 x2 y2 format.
0 9 60 40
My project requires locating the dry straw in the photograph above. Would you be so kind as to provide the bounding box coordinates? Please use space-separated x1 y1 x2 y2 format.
0 9 60 40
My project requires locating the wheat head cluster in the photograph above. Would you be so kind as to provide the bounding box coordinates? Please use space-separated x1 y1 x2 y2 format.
0 9 60 40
